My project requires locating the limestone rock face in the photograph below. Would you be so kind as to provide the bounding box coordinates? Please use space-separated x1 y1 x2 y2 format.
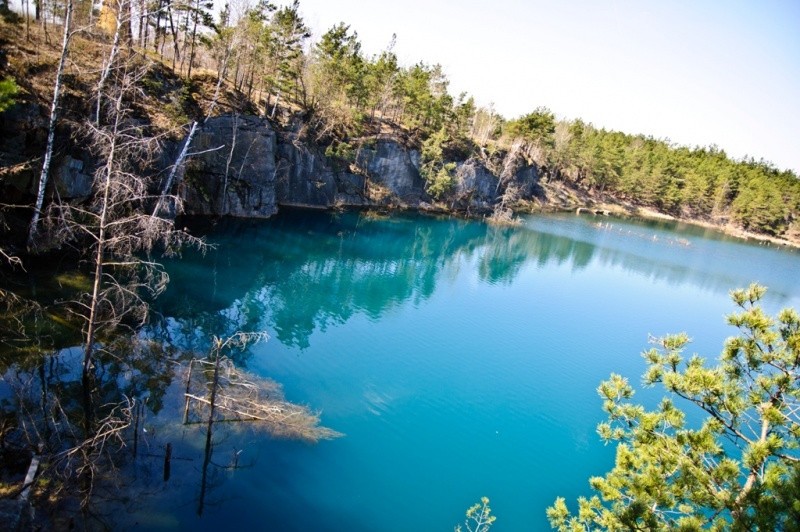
181 115 278 217
454 159 499 211
275 136 337 208
356 140 425 203
55 155 93 199
0 107 548 220
0 103 48 201
512 163 543 198
334 172 368 207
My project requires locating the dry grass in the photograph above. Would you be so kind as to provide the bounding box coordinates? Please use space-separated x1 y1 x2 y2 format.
0 19 258 137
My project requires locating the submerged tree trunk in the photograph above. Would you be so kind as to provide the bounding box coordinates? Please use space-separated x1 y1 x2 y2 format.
197 350 221 516
28 0 74 249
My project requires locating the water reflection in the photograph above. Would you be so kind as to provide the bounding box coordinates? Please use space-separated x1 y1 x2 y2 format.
154 209 799 351
533 214 800 302
3 208 799 529
156 211 599 349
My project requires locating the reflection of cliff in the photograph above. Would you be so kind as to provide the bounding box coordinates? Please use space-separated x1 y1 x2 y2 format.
477 226 595 284
155 210 601 349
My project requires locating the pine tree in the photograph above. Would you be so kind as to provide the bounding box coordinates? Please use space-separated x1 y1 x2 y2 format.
548 284 800 530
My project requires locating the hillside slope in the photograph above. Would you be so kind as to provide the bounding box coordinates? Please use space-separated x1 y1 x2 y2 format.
1 17 798 249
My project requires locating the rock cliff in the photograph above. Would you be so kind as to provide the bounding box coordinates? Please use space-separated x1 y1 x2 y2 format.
181 114 278 218
0 109 544 222
176 113 544 218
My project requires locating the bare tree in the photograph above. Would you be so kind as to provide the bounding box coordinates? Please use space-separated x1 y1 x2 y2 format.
42 37 202 434
488 183 521 226
151 47 228 218
182 332 342 442
181 332 341 515
471 104 499 147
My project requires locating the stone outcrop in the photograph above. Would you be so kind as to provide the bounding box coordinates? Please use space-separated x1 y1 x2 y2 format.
1 109 546 221
54 155 93 199
511 164 542 198
355 140 425 204
181 115 278 218
275 135 337 208
334 171 369 207
454 159 500 212
1 102 96 205
172 121 544 217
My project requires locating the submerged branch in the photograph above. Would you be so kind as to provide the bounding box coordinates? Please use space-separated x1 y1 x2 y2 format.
182 356 341 443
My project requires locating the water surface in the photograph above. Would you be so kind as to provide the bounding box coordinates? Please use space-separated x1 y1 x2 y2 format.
131 209 800 530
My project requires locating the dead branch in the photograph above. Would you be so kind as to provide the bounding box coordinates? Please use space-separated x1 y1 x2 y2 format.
182 353 341 443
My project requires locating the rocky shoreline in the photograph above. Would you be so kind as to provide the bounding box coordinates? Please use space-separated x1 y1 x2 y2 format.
3 106 798 249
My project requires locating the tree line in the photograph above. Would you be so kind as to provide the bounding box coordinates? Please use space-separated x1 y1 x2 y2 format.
503 109 800 237
198 2 798 238
6 0 796 240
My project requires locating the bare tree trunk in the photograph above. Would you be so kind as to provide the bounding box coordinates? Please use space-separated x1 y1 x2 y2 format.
24 0 31 41
82 70 127 435
137 0 144 44
152 120 196 218
182 360 194 424
222 114 238 213
232 58 241 91
197 349 221 516
270 90 280 120
95 0 123 125
167 3 179 71
121 0 132 47
246 69 254 99
153 0 163 55
177 5 190 75
28 0 74 249
141 0 150 48
185 0 198 79
152 60 226 217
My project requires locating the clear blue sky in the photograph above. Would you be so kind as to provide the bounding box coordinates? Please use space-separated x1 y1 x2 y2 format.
296 0 800 173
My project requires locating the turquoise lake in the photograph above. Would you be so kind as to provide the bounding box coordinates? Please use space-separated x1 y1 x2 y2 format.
128 209 800 530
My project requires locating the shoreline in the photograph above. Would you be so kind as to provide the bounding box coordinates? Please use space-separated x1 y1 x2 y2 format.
512 180 799 250
632 207 800 250
585 201 800 250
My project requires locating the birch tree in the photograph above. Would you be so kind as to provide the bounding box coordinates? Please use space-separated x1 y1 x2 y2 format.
27 0 75 249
